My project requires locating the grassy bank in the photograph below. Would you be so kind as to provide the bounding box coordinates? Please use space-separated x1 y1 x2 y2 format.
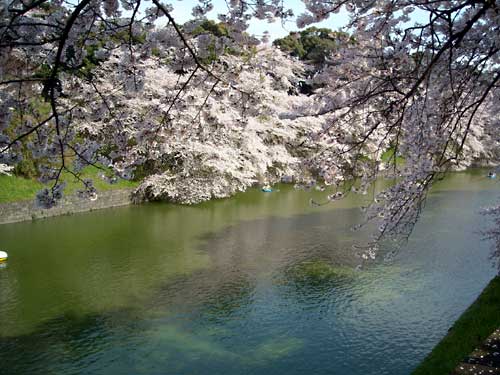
412 275 500 375
0 167 138 204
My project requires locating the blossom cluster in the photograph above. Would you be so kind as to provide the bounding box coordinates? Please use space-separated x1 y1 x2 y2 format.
0 0 498 263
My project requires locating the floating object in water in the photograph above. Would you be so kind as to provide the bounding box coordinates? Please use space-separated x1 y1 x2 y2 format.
487 172 496 179
261 186 273 193
328 191 344 201
309 198 329 207
0 251 8 262
309 198 321 206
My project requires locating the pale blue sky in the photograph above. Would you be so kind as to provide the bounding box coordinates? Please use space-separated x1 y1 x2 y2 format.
159 0 429 41
168 0 351 40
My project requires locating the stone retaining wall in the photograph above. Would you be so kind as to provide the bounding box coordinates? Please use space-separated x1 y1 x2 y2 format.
0 189 133 225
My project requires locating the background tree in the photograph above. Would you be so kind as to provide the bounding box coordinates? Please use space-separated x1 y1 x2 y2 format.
273 26 350 64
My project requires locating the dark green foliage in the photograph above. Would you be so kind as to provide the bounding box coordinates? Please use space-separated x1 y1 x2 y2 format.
190 20 229 38
32 63 52 80
13 157 38 179
186 20 240 64
4 100 52 179
273 27 350 64
184 20 259 64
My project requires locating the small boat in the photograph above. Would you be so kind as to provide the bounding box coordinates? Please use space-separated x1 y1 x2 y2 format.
487 172 497 179
261 184 273 192
0 251 8 262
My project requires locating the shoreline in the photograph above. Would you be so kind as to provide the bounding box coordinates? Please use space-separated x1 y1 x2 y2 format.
0 188 134 225
1 167 496 225
412 276 500 375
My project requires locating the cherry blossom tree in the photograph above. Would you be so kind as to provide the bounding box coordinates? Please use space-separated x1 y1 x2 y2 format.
0 0 498 261
80 45 317 204
296 0 500 243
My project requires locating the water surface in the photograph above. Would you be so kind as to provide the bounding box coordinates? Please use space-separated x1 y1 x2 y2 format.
0 170 498 374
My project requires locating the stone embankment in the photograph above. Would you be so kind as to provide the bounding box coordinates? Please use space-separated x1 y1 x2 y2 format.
0 189 133 225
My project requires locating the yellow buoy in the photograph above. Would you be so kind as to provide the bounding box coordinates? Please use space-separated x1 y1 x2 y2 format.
0 251 8 262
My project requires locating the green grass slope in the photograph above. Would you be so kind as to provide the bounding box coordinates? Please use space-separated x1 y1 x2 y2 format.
0 166 138 204
412 276 500 375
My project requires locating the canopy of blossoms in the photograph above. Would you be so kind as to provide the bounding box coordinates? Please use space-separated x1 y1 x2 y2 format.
0 0 498 261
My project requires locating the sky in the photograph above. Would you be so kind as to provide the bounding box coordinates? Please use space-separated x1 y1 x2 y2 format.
148 0 430 41
167 0 352 40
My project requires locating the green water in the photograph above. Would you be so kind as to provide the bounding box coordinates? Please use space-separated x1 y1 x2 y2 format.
0 170 498 374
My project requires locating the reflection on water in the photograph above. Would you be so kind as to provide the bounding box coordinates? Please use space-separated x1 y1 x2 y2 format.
0 170 498 375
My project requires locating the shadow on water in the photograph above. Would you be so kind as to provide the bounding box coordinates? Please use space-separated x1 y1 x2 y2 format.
0 292 306 375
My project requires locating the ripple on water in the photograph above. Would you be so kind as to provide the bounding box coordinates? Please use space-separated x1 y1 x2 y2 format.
0 171 498 375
